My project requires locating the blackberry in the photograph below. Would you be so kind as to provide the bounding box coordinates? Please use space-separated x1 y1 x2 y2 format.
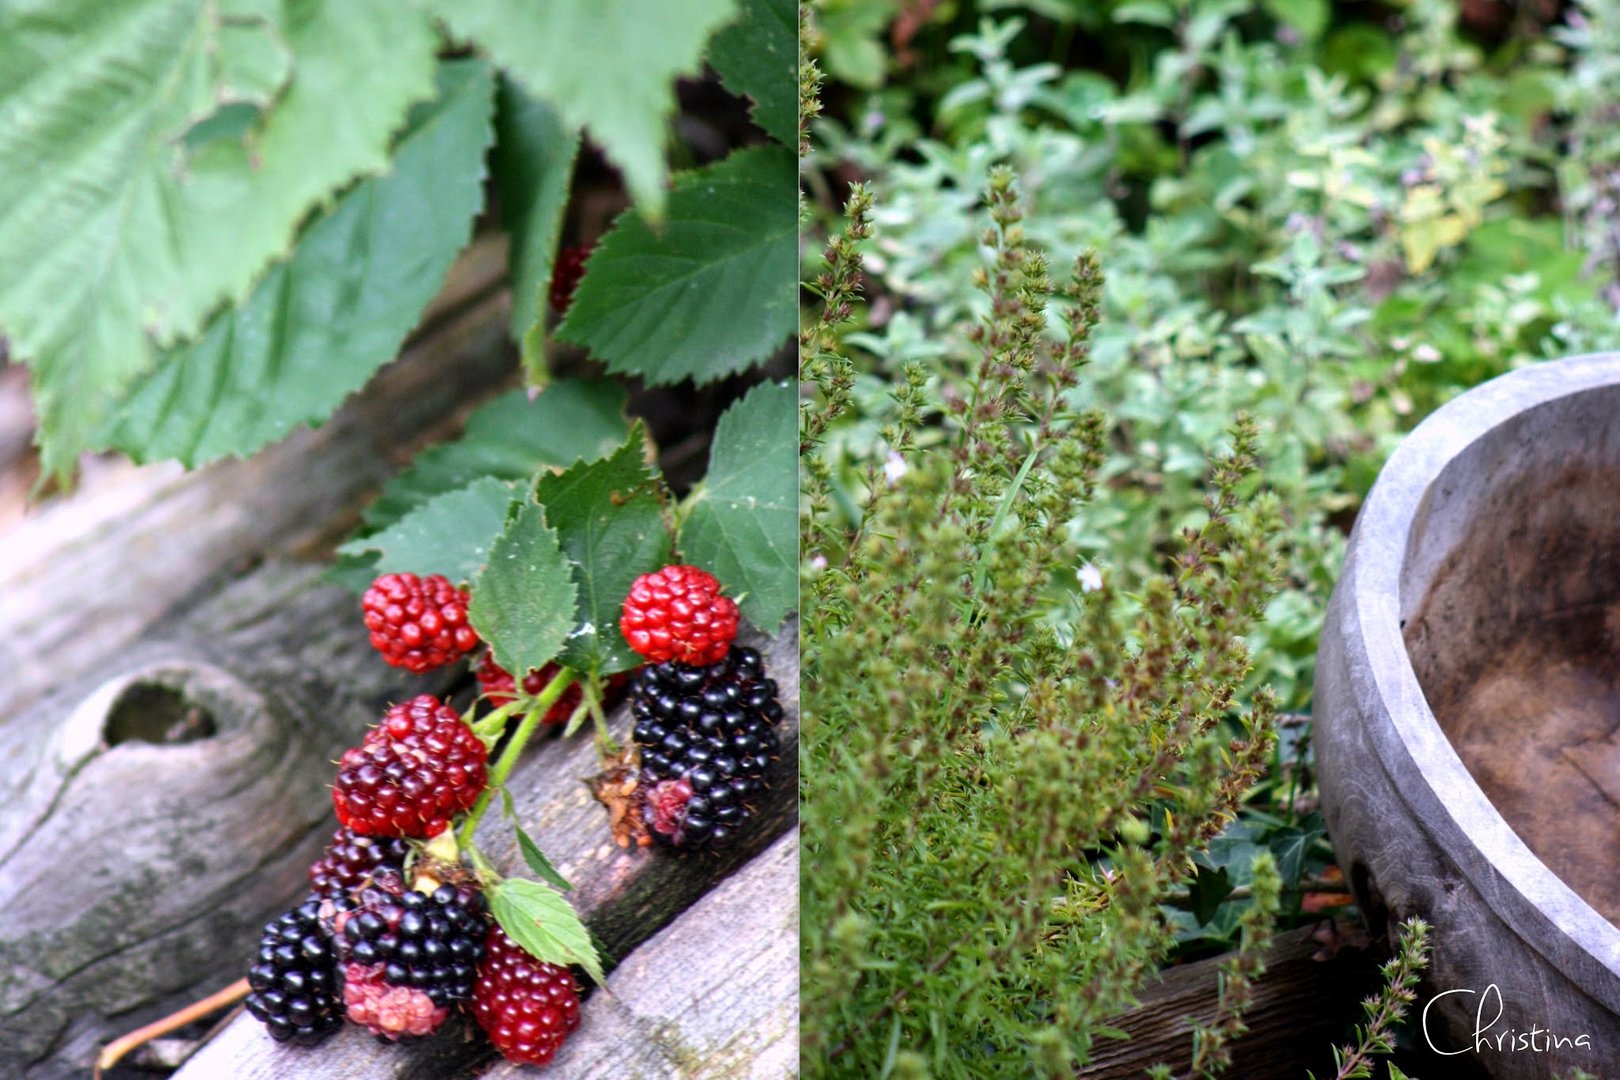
308 827 410 898
362 572 479 673
630 645 783 848
335 880 489 1039
332 695 488 838
244 898 343 1046
472 924 581 1065
620 564 739 666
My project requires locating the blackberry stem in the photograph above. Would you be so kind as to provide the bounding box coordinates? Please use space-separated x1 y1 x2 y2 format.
583 675 619 753
457 667 576 846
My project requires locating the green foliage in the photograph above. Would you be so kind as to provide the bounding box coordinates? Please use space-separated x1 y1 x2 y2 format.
421 0 739 216
103 60 495 466
800 171 1282 1075
557 146 799 385
1312 917 1431 1080
341 476 517 586
711 0 800 144
0 0 439 479
488 877 607 987
681 379 798 632
470 501 579 681
536 427 673 676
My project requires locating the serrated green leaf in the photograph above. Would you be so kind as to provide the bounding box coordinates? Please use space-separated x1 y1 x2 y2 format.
339 476 517 587
495 77 580 377
489 878 605 986
708 0 796 144
514 826 574 892
0 0 439 479
470 501 578 678
333 381 633 590
535 425 673 674
418 0 737 217
101 59 495 467
681 380 796 631
557 146 796 385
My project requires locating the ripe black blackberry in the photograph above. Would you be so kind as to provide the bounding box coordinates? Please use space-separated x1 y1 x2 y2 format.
335 880 489 1038
630 645 784 849
308 827 410 898
244 898 343 1045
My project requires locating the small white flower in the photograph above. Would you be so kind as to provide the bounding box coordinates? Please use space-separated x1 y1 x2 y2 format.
1077 562 1104 593
809 554 828 571
1412 343 1442 363
883 451 907 485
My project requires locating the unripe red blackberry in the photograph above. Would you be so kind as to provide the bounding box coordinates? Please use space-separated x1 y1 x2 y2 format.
475 653 632 722
472 924 581 1066
334 881 489 1039
332 696 488 838
620 564 739 666
630 645 783 849
245 898 344 1046
308 827 410 898
549 243 593 315
362 572 479 673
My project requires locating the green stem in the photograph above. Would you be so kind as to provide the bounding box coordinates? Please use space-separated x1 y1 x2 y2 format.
457 667 576 847
583 674 619 752
471 699 523 743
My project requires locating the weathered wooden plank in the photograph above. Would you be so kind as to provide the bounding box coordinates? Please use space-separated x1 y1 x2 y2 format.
166 624 800 1080
1082 925 1381 1078
496 827 799 1080
0 235 512 724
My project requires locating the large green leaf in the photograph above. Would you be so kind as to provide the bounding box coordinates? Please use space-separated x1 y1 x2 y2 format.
361 381 631 539
680 380 796 632
495 78 580 377
0 0 439 478
338 476 516 588
102 60 495 466
419 0 737 217
470 501 578 680
489 878 606 986
557 146 797 385
535 426 672 675
709 0 797 145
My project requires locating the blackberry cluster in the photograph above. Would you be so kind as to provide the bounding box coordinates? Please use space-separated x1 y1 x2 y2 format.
334 881 489 1039
630 645 783 849
308 828 409 898
245 899 344 1046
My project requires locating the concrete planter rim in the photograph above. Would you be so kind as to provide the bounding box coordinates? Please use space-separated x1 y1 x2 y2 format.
1346 350 1620 994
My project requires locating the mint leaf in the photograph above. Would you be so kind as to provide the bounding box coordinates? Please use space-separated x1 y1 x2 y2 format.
489 878 606 987
419 0 738 216
557 146 797 386
515 826 574 892
535 425 673 674
709 0 797 144
681 380 796 632
0 0 439 478
102 60 495 467
495 78 581 377
470 502 578 679
339 476 517 587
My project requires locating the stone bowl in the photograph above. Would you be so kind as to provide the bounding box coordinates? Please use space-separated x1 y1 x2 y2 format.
1315 353 1620 1077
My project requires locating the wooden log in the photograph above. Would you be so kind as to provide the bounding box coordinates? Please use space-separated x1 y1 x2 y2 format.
1081 925 1382 1079
167 625 800 1080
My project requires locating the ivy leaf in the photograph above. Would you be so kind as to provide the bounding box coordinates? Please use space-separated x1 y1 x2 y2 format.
470 501 578 680
556 146 797 385
101 59 495 467
489 878 606 987
1187 863 1234 927
0 0 439 479
495 77 580 377
708 0 797 145
418 0 738 217
535 425 673 674
681 380 796 632
338 476 516 587
514 826 574 893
